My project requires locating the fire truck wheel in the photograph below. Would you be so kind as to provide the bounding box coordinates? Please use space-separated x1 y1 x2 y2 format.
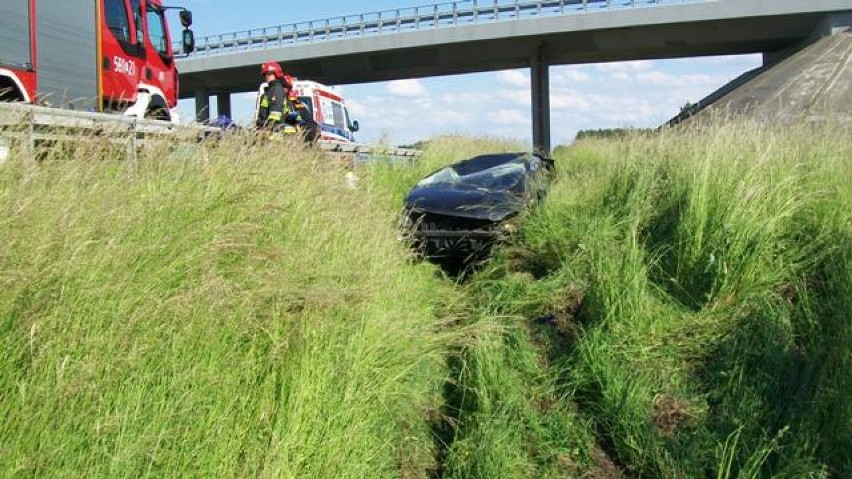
143 95 171 121
144 106 170 121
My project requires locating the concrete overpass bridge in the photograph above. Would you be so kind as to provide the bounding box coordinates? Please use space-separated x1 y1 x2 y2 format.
177 0 852 151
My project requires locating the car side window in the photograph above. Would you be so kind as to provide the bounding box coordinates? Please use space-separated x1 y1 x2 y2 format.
105 0 131 43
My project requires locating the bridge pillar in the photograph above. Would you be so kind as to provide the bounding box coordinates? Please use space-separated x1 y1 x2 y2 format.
194 90 210 124
531 47 551 154
216 93 232 119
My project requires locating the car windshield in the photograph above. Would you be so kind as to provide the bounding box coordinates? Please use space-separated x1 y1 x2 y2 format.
418 158 526 190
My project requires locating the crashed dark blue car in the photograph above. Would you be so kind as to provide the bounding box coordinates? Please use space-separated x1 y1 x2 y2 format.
402 152 554 259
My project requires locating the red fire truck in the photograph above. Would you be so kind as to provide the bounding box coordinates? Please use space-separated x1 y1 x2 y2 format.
0 0 194 122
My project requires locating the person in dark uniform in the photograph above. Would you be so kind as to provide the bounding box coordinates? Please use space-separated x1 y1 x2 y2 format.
256 61 292 130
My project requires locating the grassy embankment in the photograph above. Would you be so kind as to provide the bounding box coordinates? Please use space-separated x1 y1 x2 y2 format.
1 121 850 478
0 134 460 478
409 122 851 478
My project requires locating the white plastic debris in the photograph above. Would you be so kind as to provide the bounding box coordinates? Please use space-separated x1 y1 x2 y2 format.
345 171 360 189
0 140 9 165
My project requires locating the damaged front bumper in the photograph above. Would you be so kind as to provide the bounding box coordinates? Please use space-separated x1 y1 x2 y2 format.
401 211 517 259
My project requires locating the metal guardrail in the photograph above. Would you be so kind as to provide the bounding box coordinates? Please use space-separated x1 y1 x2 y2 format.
0 102 209 135
179 0 710 57
0 102 212 162
0 103 422 164
317 139 422 165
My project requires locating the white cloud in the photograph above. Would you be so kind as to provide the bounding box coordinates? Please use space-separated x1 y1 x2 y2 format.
345 97 367 117
596 60 654 73
496 70 528 87
497 88 531 107
386 79 427 97
491 109 530 126
550 89 591 110
635 71 723 87
552 68 591 84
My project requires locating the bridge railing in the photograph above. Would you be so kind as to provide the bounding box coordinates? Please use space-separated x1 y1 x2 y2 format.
179 0 709 57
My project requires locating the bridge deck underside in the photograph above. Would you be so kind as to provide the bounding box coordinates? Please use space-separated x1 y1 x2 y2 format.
179 13 826 97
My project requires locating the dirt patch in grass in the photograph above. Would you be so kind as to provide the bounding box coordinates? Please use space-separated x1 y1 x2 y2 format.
588 445 626 479
652 395 694 437
554 286 585 335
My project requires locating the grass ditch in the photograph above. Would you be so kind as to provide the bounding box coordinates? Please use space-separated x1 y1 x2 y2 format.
428 120 851 478
1 121 849 478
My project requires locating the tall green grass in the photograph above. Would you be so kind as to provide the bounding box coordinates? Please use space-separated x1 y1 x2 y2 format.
445 120 852 478
1 122 849 478
0 134 456 478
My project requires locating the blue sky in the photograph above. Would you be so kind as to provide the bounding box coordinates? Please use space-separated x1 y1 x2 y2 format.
174 0 762 146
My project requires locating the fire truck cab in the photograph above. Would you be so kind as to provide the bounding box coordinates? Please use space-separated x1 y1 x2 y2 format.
0 0 194 122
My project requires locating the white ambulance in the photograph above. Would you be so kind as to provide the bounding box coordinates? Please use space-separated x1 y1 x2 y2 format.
253 79 360 143
290 80 360 143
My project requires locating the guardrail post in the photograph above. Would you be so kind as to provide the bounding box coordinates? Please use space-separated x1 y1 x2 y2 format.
126 122 138 163
24 112 35 166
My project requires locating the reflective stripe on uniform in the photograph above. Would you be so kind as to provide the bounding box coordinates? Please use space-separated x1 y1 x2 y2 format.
268 112 282 121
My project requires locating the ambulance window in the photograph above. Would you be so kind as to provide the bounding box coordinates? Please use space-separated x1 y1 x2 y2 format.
297 97 314 119
105 0 131 43
146 6 169 55
332 102 346 130
320 99 335 125
130 0 144 45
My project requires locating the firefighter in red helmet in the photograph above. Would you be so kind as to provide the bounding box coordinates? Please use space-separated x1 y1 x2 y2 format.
256 61 294 129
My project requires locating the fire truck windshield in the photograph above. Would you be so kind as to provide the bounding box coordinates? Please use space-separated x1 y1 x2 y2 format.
146 6 169 55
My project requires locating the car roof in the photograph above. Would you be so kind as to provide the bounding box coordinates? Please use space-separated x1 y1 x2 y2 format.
452 153 528 176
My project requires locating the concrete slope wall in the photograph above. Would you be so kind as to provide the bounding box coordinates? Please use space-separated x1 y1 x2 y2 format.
693 30 852 124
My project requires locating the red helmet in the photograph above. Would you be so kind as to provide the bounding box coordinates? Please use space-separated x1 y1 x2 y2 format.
261 61 284 79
